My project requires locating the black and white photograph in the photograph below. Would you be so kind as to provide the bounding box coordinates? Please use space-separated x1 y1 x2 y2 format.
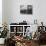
20 5 32 14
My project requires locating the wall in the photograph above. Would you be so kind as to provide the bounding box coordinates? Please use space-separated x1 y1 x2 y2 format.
2 0 8 24
2 0 46 26
0 0 2 27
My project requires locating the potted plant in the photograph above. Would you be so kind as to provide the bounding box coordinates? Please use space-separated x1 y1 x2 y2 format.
0 23 9 44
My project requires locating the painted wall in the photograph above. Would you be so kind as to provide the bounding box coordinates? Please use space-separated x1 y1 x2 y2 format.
0 0 2 27
2 0 8 24
2 0 46 26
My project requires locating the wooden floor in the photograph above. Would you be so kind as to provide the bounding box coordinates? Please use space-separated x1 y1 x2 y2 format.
0 44 46 46
0 44 4 46
40 45 46 46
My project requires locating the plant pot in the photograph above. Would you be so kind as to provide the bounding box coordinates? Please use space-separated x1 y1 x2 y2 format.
0 38 5 44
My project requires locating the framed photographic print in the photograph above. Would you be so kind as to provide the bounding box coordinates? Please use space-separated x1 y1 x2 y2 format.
20 5 33 14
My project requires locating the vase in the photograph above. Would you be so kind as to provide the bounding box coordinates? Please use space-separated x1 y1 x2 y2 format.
0 38 5 44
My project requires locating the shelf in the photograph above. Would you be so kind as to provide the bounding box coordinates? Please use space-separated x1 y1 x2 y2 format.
9 25 31 27
10 32 23 33
16 32 23 33
9 25 31 36
10 32 15 33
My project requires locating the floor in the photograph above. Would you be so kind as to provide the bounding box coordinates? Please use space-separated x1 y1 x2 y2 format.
31 40 46 46
0 44 46 46
40 45 46 46
0 44 4 46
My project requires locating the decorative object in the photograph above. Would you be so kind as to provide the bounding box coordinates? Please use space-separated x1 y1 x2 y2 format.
0 22 9 44
26 27 32 40
0 23 9 38
0 38 5 44
20 5 32 14
34 19 37 24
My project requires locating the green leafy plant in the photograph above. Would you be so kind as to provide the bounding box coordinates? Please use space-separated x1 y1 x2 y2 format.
0 23 9 38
